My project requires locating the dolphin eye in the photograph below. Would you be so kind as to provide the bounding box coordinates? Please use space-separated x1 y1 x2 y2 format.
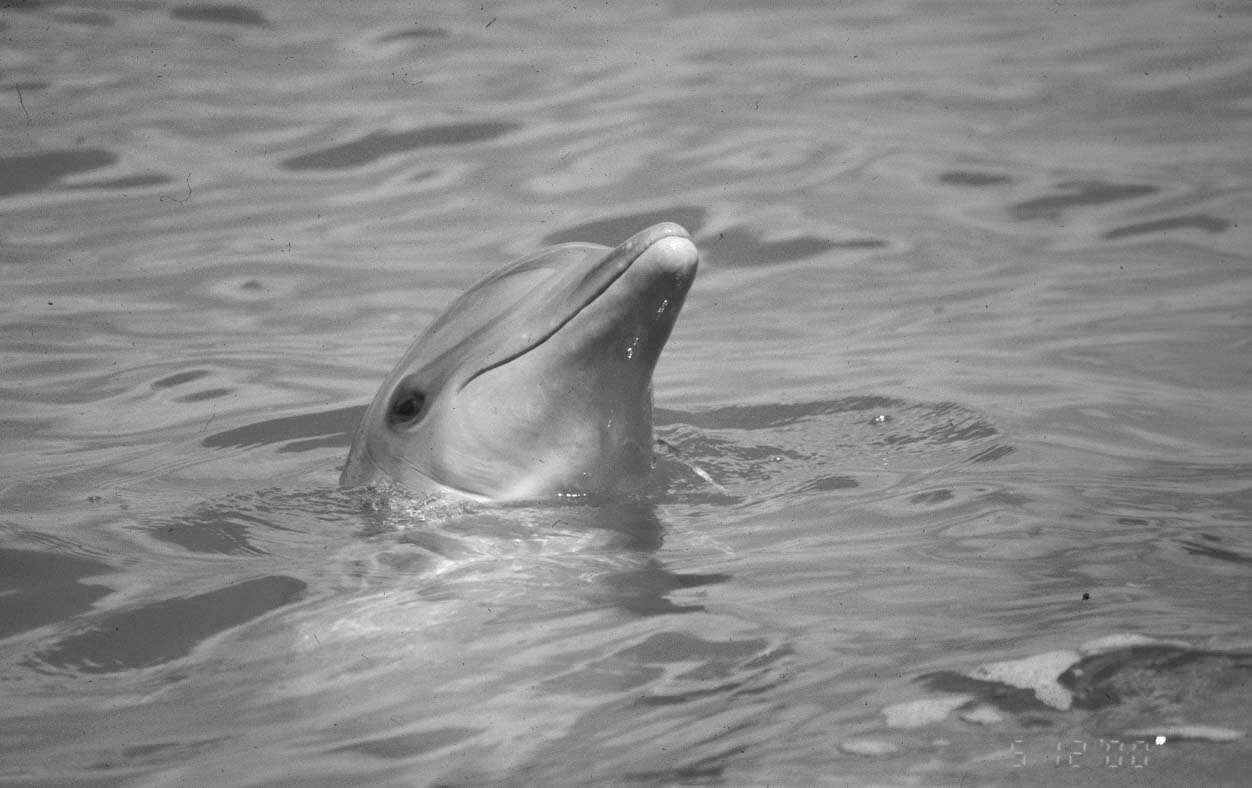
388 390 427 426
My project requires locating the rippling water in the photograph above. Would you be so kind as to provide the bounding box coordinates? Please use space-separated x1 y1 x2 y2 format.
3 1 1251 784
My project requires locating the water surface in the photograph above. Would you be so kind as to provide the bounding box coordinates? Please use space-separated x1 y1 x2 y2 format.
2 0 1251 784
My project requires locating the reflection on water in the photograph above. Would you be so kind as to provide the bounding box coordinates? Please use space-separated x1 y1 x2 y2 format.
0 149 120 197
279 121 519 171
2 0 1251 783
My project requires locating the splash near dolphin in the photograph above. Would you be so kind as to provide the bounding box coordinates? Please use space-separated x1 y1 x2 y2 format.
340 222 699 502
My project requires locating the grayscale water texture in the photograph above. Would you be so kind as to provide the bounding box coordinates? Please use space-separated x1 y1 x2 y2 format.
2 1 1250 784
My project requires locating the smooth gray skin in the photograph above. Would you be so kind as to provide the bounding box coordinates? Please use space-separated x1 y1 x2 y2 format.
340 222 699 501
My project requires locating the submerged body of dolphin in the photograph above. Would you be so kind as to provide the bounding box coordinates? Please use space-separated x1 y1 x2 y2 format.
340 222 699 501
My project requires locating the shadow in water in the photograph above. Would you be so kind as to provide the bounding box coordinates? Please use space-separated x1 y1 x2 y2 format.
27 575 306 674
200 405 361 453
0 548 114 640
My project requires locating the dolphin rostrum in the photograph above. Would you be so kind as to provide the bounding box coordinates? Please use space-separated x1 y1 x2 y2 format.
340 222 699 501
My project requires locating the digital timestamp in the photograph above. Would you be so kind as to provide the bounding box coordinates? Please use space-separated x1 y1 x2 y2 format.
1010 736 1167 768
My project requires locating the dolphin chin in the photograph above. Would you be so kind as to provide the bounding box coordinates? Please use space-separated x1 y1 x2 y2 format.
340 222 698 502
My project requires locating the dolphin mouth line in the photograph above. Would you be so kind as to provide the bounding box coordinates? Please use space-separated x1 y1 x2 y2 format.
457 224 690 392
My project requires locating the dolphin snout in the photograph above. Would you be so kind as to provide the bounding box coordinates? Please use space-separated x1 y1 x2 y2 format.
639 234 699 279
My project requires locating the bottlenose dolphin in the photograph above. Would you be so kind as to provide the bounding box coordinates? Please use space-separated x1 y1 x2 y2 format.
340 222 699 501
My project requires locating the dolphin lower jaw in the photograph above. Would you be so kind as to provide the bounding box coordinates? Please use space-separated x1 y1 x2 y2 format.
479 432 655 501
346 433 642 502
361 443 499 501
342 439 441 495
427 377 655 500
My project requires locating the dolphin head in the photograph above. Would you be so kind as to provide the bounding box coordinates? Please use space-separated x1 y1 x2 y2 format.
340 222 699 501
